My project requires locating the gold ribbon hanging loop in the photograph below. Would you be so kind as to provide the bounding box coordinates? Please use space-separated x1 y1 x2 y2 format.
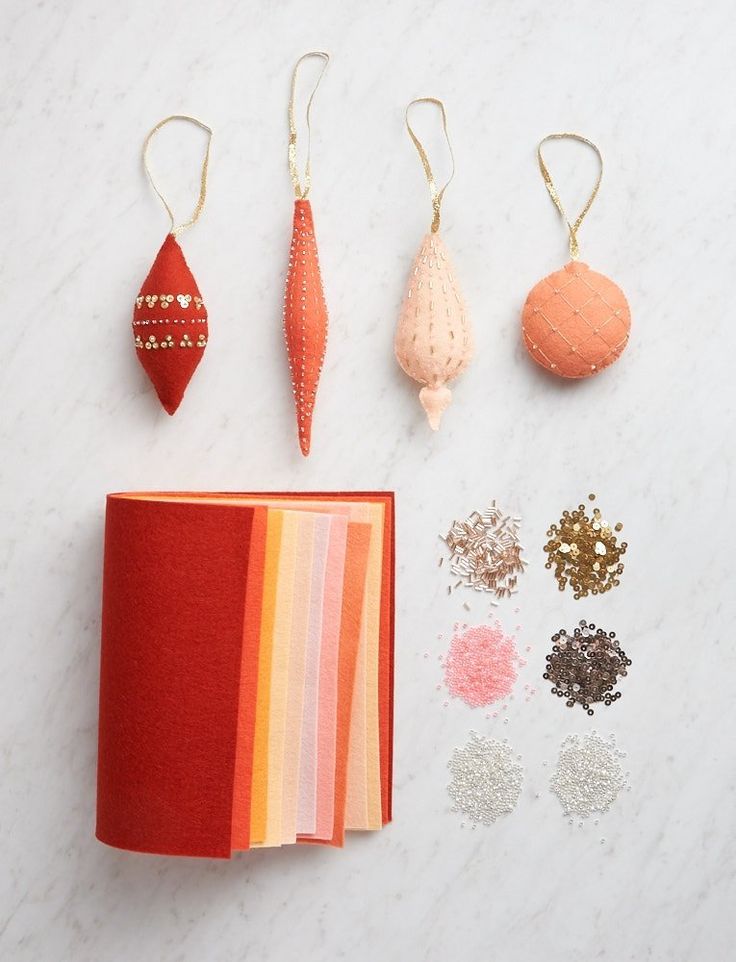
288 51 330 200
537 133 603 260
406 98 455 233
143 115 212 238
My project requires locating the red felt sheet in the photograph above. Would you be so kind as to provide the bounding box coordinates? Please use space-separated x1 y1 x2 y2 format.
97 499 254 857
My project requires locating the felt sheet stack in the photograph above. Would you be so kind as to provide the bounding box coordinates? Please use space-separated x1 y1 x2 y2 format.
96 492 394 857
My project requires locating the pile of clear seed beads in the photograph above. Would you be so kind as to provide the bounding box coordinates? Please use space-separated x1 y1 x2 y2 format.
447 732 524 824
549 731 628 818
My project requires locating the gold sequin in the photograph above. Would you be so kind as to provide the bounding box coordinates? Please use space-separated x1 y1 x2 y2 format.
543 494 626 597
135 293 205 312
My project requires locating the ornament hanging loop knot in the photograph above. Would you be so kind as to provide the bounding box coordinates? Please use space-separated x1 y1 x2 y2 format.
288 51 330 200
406 98 455 233
537 133 603 261
143 115 212 238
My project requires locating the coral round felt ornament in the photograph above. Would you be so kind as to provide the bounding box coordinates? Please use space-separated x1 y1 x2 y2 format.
395 99 473 430
133 116 212 414
522 134 631 379
282 52 330 457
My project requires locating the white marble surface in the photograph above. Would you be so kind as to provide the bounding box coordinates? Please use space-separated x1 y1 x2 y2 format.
2 0 735 959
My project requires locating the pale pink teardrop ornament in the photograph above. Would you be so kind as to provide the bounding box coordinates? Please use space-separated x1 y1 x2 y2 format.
395 232 473 429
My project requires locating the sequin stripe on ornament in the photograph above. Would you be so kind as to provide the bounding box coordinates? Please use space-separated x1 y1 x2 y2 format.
132 310 208 346
134 293 204 311
283 199 328 456
134 332 208 351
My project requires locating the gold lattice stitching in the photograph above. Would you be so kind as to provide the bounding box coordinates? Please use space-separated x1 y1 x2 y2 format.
524 269 628 373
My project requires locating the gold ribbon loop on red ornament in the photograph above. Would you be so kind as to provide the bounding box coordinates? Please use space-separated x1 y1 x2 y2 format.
143 115 213 238
537 133 603 260
288 51 330 200
406 97 455 233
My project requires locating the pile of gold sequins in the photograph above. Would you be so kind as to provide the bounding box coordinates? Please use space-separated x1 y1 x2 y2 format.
442 501 527 600
543 494 626 598
543 620 631 715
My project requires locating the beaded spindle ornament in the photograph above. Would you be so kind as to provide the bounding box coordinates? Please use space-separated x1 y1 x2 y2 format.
133 116 212 414
283 52 330 457
522 134 631 379
395 99 473 430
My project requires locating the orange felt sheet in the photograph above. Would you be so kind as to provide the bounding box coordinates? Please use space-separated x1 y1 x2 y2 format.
247 509 284 845
231 505 268 850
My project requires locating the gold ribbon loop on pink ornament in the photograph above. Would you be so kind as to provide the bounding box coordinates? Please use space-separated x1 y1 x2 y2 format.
288 51 330 200
143 115 213 238
537 133 603 260
406 98 455 233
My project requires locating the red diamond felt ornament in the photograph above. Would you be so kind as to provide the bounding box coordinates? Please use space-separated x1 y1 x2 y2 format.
133 115 212 414
133 235 208 414
283 52 330 457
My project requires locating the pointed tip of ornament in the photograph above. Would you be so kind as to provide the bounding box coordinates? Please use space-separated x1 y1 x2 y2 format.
298 427 312 457
162 398 181 415
419 384 452 430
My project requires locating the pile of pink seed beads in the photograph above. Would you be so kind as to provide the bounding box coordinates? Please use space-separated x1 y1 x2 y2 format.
442 622 524 708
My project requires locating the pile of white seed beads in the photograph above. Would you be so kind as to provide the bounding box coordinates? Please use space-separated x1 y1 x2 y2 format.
549 731 628 818
447 732 524 824
442 502 527 600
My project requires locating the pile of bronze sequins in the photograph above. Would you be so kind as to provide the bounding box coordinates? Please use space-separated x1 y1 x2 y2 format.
543 620 631 715
543 494 626 598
